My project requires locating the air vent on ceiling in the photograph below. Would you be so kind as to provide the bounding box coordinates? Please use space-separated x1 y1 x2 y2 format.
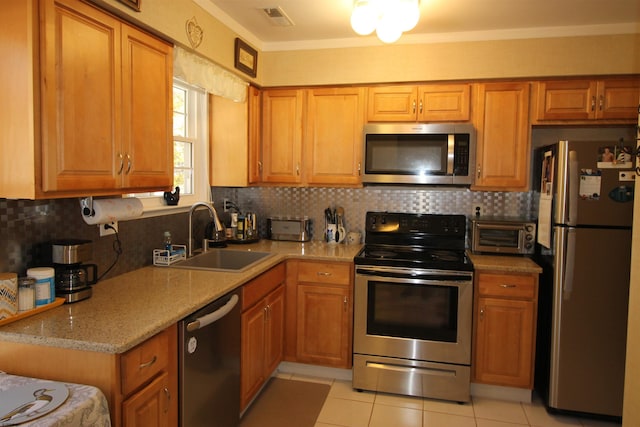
262 6 294 27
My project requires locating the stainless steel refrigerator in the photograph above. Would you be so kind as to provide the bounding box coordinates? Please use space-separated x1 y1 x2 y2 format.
534 139 633 418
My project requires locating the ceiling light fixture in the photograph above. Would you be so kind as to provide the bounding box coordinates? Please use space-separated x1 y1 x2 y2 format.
350 0 420 43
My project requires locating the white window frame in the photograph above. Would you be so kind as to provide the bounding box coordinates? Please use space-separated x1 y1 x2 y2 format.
131 79 210 216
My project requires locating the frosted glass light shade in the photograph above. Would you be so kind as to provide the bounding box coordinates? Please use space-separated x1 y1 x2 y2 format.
350 0 378 36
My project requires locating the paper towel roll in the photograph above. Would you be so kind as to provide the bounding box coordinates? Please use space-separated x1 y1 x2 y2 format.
82 198 144 225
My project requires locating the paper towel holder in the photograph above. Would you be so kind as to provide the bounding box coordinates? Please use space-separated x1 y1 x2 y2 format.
80 197 95 217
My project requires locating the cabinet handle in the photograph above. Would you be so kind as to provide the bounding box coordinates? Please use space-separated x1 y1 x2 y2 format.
296 163 300 176
316 271 332 276
343 296 348 312
599 95 604 111
419 100 423 114
357 162 361 176
591 96 596 111
258 161 263 172
412 100 416 114
163 387 171 414
139 355 157 369
263 305 268 321
500 284 517 288
477 166 481 179
125 154 132 174
117 153 124 175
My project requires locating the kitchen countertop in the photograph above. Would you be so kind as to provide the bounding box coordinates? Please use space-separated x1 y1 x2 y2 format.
0 241 362 355
467 252 543 274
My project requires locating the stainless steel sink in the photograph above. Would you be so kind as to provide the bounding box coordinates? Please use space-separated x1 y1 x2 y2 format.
170 249 273 272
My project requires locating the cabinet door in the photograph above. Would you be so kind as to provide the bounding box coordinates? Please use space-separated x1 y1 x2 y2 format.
474 297 535 388
240 300 267 410
121 25 173 190
296 284 351 368
262 89 304 183
264 285 285 376
535 80 597 121
473 82 531 190
122 371 171 427
597 79 640 120
248 85 262 184
40 0 121 192
305 88 364 185
418 84 471 122
210 93 249 186
367 86 418 121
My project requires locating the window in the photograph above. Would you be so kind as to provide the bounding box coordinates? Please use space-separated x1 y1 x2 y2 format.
133 79 209 212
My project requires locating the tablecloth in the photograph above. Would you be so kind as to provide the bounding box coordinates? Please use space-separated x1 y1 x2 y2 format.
0 372 111 427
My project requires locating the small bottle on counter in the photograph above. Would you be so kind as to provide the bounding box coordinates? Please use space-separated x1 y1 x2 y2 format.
18 277 36 312
164 231 173 253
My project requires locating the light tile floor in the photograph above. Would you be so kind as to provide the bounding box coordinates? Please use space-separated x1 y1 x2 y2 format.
275 373 621 427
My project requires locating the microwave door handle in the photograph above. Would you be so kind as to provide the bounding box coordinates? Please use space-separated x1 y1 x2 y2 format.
447 134 455 174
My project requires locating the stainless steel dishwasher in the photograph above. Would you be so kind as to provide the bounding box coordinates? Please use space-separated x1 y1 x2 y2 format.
179 289 241 427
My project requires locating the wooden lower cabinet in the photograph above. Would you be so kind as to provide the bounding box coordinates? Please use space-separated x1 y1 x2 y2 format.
285 260 353 369
0 324 178 427
240 264 286 411
472 270 539 388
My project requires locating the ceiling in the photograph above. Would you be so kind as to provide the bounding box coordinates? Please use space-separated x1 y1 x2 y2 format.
195 0 640 51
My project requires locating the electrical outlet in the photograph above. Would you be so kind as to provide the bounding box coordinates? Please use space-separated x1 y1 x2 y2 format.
223 198 230 212
99 221 118 237
472 204 484 217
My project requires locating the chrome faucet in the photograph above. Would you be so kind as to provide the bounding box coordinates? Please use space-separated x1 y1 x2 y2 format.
188 202 224 257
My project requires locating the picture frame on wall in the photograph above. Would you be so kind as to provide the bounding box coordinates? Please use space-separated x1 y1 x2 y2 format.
234 38 257 78
117 0 141 12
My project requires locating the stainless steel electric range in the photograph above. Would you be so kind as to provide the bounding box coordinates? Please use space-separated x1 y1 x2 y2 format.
353 211 473 403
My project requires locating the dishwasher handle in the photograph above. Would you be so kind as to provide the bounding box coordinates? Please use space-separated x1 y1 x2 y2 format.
186 294 239 332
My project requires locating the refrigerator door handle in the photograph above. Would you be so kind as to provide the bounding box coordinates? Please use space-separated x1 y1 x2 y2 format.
563 228 577 300
567 150 579 226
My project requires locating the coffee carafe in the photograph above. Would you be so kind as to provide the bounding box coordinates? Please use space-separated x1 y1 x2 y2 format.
51 239 98 303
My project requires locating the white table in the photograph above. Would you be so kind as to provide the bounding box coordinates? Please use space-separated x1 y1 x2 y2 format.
0 372 111 426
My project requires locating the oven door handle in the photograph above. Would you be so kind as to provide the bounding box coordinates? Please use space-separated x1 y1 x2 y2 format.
356 268 471 282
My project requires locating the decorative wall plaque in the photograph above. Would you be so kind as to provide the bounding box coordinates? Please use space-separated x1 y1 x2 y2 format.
116 0 140 12
234 38 257 78
186 17 203 49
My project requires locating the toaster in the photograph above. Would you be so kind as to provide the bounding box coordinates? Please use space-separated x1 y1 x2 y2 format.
267 217 312 242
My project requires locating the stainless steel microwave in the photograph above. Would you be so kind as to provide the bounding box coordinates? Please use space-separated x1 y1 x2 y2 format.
471 218 536 255
362 123 476 185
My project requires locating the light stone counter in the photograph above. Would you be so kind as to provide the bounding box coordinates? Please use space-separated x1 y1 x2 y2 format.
0 241 362 354
467 252 542 274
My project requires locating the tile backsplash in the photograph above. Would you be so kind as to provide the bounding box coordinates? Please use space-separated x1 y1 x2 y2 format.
0 188 533 278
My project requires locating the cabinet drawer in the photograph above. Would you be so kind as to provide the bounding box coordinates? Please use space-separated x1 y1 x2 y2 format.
477 272 536 299
121 329 170 396
242 263 286 310
297 261 351 286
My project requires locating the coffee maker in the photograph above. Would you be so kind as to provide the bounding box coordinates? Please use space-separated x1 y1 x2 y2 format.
51 239 98 303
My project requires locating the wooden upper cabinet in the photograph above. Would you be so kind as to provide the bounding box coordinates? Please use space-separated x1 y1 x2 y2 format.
261 89 304 184
210 92 249 186
120 24 173 190
367 84 471 122
248 85 262 184
305 87 365 185
40 0 122 192
534 78 640 122
0 0 173 199
473 82 531 191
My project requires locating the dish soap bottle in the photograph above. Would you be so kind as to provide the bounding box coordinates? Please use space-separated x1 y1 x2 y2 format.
163 231 173 254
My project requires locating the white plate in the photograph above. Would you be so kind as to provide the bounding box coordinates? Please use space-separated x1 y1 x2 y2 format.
0 381 69 426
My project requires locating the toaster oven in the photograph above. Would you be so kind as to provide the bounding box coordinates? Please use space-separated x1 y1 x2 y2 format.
267 217 312 242
471 218 536 255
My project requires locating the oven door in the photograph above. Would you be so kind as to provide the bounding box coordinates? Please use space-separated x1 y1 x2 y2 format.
354 266 473 365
